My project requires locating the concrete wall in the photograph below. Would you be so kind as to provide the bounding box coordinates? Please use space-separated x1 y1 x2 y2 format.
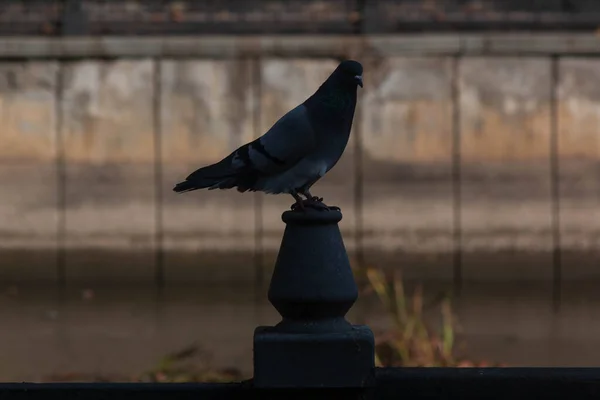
0 45 598 286
1 36 598 380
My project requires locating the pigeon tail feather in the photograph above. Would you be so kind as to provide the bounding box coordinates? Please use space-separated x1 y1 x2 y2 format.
173 157 237 193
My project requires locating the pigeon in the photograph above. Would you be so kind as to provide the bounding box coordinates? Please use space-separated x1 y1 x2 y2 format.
173 60 363 211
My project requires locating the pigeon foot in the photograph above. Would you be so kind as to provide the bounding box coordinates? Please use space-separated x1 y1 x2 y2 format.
290 198 336 212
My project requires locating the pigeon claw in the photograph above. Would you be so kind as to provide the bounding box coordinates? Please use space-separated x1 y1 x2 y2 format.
291 198 333 212
291 200 305 211
305 200 330 211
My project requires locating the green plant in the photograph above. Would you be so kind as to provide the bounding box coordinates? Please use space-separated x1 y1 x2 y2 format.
363 266 503 368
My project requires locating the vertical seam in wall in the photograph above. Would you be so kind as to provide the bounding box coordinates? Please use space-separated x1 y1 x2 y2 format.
55 60 66 290
451 54 463 296
153 58 165 292
253 57 265 294
550 55 562 313
355 0 366 34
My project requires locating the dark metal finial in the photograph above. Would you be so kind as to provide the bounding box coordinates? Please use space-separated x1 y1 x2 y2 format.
253 207 374 388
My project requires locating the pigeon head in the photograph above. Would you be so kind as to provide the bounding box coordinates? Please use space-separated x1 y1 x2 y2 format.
304 59 363 114
328 60 363 89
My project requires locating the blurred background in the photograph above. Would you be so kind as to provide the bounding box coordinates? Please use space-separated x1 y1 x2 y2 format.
0 0 599 382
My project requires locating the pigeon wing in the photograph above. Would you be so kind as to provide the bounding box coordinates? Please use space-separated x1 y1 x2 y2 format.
174 104 316 193
239 104 316 175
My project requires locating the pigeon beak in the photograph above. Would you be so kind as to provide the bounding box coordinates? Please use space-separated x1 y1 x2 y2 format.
355 75 363 88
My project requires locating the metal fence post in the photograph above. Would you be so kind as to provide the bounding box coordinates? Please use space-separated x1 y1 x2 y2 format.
253 207 375 388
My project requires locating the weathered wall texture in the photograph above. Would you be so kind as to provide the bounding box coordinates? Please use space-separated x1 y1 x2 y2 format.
0 56 598 285
61 60 157 284
160 59 257 283
460 58 552 162
360 57 454 280
459 58 554 282
557 59 600 280
0 63 59 282
0 63 58 161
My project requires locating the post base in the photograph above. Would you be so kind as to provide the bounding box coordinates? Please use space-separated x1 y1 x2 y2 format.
253 325 375 388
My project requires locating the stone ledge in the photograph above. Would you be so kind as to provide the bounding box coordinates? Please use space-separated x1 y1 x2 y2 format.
3 34 600 59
